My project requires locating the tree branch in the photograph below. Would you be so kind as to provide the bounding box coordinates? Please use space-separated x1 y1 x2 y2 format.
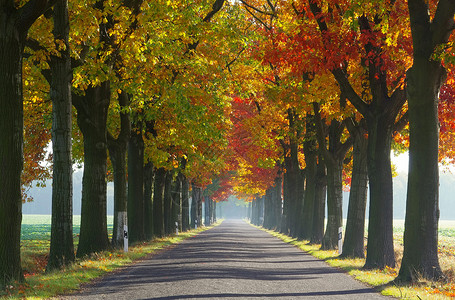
431 0 455 47
17 0 56 36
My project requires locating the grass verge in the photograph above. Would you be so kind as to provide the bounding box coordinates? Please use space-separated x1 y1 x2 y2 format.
255 225 455 300
1 222 221 299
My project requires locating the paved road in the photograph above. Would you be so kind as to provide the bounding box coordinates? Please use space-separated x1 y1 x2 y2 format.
63 220 389 299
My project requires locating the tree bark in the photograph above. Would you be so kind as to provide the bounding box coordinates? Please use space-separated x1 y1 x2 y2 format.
107 92 130 247
398 0 455 281
143 162 154 239
163 170 173 235
310 156 326 244
301 118 317 240
263 188 272 229
341 119 368 258
74 83 111 258
363 117 396 269
47 0 75 271
0 0 51 286
153 167 166 237
204 196 211 226
180 172 190 231
171 176 182 233
313 106 351 250
272 175 283 231
0 23 24 290
127 130 145 243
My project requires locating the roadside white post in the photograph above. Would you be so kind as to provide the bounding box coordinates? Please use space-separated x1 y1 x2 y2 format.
175 222 179 235
124 225 128 252
338 227 343 255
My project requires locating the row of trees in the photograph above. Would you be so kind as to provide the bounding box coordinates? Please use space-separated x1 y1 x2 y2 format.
1 0 455 289
216 0 455 284
1 0 243 288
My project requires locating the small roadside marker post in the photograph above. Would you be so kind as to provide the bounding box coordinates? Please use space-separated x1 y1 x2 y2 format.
124 225 128 253
338 227 343 255
175 222 179 235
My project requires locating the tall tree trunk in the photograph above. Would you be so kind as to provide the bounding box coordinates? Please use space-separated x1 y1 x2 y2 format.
272 175 283 231
321 158 343 250
263 188 272 229
0 19 24 289
74 5 118 257
47 0 74 271
204 196 210 226
314 107 351 250
180 172 190 231
212 201 216 223
0 0 50 286
311 157 326 244
341 119 368 258
127 130 145 243
398 0 455 281
171 176 182 233
190 184 198 228
107 92 130 247
163 170 173 235
284 150 303 238
143 162 154 239
280 166 290 234
302 138 317 240
363 118 396 269
251 198 258 225
197 188 203 227
399 60 445 281
153 167 166 237
75 83 110 258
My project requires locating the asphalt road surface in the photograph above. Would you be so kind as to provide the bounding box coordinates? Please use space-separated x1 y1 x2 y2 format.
62 220 389 299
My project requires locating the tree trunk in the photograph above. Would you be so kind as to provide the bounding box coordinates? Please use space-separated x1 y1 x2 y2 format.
127 130 145 243
164 170 173 235
196 188 203 228
311 159 326 244
280 167 290 235
180 172 190 231
397 0 455 281
0 0 51 287
153 167 166 237
302 134 317 240
75 83 110 258
47 0 75 271
143 162 154 239
341 120 368 258
190 184 198 228
212 201 217 223
171 175 182 233
263 188 272 229
0 19 24 288
204 196 210 226
364 118 396 269
398 59 445 281
321 158 343 250
109 142 127 247
107 92 130 247
272 175 283 231
313 110 351 250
